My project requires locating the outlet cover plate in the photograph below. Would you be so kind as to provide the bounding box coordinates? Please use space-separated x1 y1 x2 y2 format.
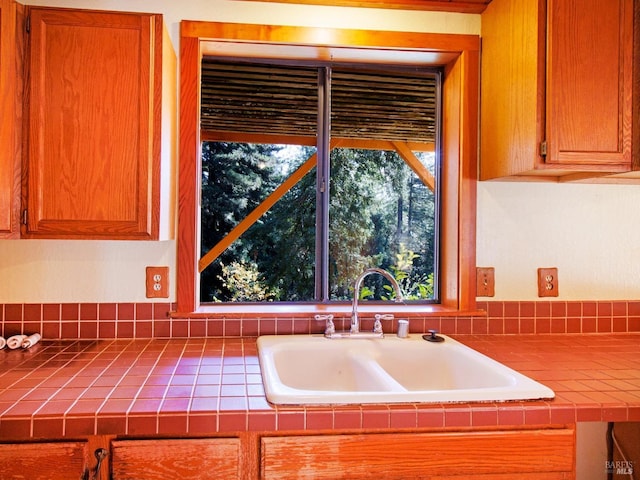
537 267 558 297
146 266 169 298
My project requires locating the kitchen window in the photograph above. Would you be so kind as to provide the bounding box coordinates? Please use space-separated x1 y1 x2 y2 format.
199 61 440 304
176 22 478 314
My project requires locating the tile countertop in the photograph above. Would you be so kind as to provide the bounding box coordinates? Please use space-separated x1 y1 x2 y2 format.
0 334 639 440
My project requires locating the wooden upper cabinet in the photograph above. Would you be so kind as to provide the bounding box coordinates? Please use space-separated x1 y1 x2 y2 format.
23 7 175 239
480 0 637 180
0 0 22 238
546 0 633 167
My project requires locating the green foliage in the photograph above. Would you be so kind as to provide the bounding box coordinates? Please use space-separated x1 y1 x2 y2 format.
383 244 435 300
257 153 317 301
199 142 283 302
329 148 388 298
215 261 275 302
328 148 436 301
358 286 375 300
199 141 437 303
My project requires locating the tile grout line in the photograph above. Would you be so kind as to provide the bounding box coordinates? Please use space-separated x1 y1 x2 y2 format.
122 339 174 435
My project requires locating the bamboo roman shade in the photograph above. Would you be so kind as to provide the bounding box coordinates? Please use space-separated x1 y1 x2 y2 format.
200 59 438 143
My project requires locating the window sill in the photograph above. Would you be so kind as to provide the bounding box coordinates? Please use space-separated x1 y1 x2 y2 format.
170 303 486 319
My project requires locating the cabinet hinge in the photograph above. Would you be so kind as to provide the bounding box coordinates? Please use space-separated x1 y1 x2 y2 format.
539 141 547 157
22 209 27 225
25 15 30 34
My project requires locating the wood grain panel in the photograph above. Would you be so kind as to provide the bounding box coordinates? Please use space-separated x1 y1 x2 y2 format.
0 0 10 234
479 0 544 179
432 474 571 480
243 0 492 14
176 34 200 312
24 8 160 238
0 0 22 238
111 438 241 480
441 49 478 311
261 429 575 479
0 441 87 479
546 0 633 165
184 21 480 54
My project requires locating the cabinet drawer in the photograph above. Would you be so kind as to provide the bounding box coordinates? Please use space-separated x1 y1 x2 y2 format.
0 441 86 480
111 438 241 480
261 429 575 479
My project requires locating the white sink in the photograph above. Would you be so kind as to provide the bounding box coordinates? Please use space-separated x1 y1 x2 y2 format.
257 334 554 405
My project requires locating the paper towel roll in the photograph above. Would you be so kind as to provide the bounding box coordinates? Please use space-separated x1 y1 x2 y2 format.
0 336 6 349
22 333 42 349
7 335 27 350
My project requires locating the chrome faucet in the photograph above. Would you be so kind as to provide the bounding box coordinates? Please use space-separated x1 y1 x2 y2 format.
351 267 404 334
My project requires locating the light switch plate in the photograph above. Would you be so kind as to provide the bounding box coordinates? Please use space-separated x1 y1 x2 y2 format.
476 267 495 297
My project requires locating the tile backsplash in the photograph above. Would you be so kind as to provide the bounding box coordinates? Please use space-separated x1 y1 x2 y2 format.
1 300 639 340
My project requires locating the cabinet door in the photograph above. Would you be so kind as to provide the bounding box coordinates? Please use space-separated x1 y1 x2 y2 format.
0 441 87 479
479 0 546 180
24 8 161 239
0 0 21 238
261 429 575 479
546 0 634 166
111 438 241 480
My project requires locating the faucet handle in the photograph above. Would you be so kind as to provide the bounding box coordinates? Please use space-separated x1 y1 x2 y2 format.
315 314 335 336
373 314 394 334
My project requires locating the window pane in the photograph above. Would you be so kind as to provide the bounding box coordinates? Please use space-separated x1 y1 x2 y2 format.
200 143 316 302
329 68 439 301
199 59 319 303
328 148 437 301
198 61 439 304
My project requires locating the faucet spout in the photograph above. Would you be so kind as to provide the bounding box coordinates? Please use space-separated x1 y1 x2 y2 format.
351 267 404 334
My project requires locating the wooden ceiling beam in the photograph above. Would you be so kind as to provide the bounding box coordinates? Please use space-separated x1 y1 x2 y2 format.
392 140 436 192
201 129 435 152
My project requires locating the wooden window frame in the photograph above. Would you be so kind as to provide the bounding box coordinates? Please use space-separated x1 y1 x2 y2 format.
177 21 479 315
241 0 492 14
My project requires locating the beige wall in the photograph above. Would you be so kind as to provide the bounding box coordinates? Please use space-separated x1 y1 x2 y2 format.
18 0 481 45
477 181 640 300
2 0 640 302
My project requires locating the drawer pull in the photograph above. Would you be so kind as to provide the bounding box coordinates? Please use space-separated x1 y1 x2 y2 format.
81 448 108 480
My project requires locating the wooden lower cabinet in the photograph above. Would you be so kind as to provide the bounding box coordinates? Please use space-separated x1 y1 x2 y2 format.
261 428 576 480
0 441 87 479
0 426 575 479
110 438 242 480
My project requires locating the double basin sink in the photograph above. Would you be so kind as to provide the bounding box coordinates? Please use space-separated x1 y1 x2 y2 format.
257 333 554 405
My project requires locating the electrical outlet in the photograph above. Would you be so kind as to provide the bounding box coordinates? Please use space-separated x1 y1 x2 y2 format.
146 266 169 298
537 267 558 297
476 267 495 297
